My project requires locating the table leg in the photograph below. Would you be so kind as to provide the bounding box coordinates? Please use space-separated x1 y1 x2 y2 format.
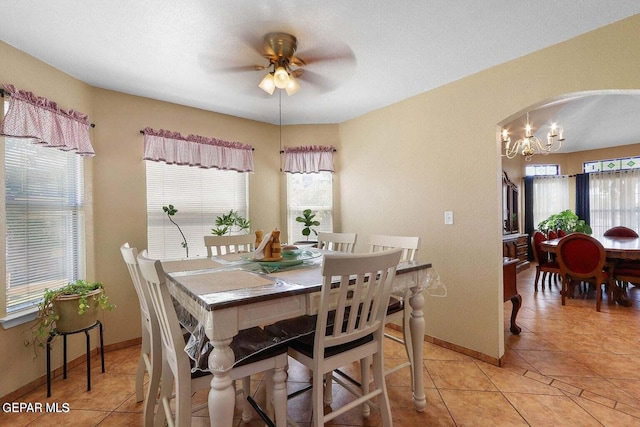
207 337 235 427
509 295 522 335
408 287 426 412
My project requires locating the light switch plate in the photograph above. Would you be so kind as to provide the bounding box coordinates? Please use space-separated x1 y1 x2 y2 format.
444 211 454 225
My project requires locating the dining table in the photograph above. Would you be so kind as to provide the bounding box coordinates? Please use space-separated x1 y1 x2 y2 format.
162 249 434 427
540 234 640 304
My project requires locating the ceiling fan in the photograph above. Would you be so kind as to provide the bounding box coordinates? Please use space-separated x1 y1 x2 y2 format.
225 30 356 96
257 32 305 95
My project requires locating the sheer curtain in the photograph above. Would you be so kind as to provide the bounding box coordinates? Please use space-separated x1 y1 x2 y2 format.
589 169 640 237
532 175 570 228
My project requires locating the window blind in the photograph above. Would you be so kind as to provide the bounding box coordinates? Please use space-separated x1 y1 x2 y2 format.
4 137 85 313
145 161 249 259
286 172 333 243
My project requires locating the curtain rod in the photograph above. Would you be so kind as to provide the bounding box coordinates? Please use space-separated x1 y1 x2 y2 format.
280 148 337 154
1 88 96 128
139 130 255 150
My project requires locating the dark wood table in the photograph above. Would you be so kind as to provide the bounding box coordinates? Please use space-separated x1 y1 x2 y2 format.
541 235 640 305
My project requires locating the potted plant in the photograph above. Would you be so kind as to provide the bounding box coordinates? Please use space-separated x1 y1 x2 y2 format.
295 209 321 245
163 204 189 257
211 210 251 236
538 209 592 235
26 280 115 352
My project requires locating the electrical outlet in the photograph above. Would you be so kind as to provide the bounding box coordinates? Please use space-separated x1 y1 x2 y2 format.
444 211 454 225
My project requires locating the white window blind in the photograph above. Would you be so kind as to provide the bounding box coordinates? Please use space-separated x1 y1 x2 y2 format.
287 172 333 243
4 137 85 314
145 161 249 259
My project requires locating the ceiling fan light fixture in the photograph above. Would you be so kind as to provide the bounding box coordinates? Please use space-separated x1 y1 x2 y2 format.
285 75 300 96
273 66 290 89
258 73 276 95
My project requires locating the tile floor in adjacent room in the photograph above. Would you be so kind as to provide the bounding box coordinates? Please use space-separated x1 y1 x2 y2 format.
2 264 639 426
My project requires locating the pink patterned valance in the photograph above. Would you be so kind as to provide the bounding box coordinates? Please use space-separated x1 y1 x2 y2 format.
0 84 95 156
142 127 254 173
283 145 335 174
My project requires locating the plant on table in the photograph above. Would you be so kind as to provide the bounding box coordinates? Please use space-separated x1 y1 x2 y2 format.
538 209 592 235
163 204 189 257
211 210 251 236
296 209 321 241
26 280 115 354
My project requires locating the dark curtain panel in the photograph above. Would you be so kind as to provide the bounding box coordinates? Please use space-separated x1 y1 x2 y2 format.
575 173 590 225
524 176 534 260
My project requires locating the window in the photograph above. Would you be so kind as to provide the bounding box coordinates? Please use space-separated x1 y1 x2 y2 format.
584 156 640 173
526 164 560 176
532 175 570 227
589 169 640 236
3 137 85 315
287 172 333 243
145 161 248 259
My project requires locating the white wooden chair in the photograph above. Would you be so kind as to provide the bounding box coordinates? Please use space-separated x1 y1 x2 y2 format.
204 234 254 257
316 232 357 253
369 235 421 388
136 250 289 427
286 249 402 427
120 243 160 427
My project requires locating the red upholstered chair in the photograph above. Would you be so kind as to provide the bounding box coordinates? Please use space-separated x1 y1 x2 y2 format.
547 230 558 240
557 229 567 238
603 226 639 237
603 226 640 272
556 233 609 312
531 230 561 292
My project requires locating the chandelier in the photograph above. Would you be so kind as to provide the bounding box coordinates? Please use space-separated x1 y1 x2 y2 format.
501 113 565 161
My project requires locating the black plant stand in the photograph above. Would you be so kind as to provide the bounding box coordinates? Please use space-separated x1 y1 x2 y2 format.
46 320 104 397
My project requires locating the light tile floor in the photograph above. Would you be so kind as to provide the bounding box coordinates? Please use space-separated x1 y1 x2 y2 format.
2 264 639 426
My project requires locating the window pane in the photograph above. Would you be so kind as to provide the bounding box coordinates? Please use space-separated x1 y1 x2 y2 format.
287 172 333 243
4 138 84 313
145 161 249 259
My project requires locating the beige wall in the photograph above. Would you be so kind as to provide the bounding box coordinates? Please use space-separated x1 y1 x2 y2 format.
1 14 639 398
338 14 640 359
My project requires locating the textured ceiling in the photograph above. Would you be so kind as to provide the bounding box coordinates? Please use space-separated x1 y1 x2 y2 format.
1 1 639 152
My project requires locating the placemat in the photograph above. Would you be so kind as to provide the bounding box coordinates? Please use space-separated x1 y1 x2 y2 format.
162 258 225 273
173 269 273 295
270 266 322 286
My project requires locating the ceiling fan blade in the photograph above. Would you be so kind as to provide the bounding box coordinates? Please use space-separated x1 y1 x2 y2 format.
294 45 356 67
290 56 306 67
219 64 268 73
297 69 339 92
290 69 304 78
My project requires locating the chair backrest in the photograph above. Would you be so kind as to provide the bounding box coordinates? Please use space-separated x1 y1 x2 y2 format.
531 230 550 265
316 232 357 253
204 234 255 257
603 226 639 237
120 243 154 326
137 251 190 380
557 229 567 238
315 248 402 352
368 234 420 262
557 233 606 280
547 230 558 240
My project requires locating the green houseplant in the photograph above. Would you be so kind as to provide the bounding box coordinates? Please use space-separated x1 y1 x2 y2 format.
211 210 251 236
538 209 592 235
26 280 115 352
163 204 189 257
296 209 321 241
